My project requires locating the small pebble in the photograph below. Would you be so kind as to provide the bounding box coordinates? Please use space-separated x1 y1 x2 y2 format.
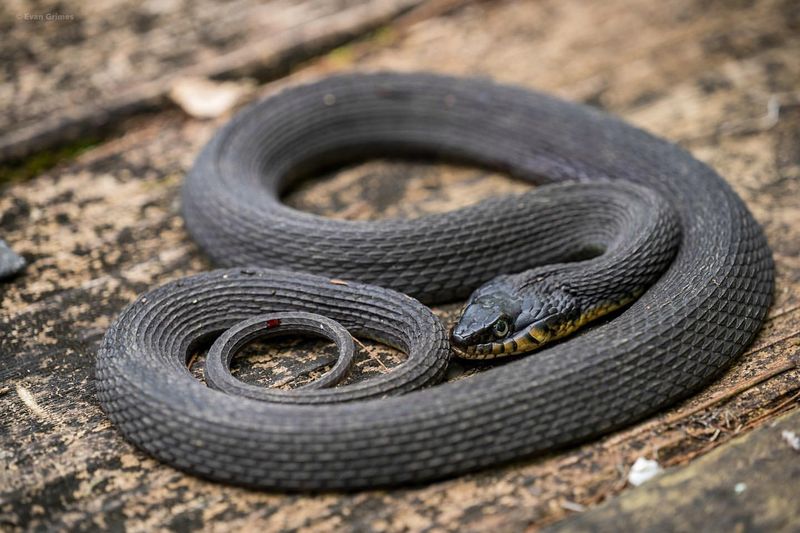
628 457 663 486
781 430 800 451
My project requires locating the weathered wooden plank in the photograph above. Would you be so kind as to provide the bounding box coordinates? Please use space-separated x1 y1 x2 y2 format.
0 0 427 163
1 0 799 530
547 408 800 532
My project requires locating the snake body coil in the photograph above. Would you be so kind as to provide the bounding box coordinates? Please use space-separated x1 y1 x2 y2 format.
96 73 773 490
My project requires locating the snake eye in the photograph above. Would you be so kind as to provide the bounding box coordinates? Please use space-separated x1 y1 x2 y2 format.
493 318 509 338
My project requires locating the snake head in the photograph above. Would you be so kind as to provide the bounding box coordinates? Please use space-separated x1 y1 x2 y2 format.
452 274 579 359
451 277 522 355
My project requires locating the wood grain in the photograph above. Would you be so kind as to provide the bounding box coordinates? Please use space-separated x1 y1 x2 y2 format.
1 0 798 530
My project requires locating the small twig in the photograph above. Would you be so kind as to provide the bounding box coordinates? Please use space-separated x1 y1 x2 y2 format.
367 349 390 372
741 389 800 431
264 359 338 389
680 92 800 144
559 500 586 513
652 433 687 460
664 440 720 467
352 336 368 351
270 375 297 389
662 358 799 427
661 387 800 468
605 356 799 448
349 336 391 372
684 428 709 440
354 349 390 372
765 303 800 323
722 409 733 429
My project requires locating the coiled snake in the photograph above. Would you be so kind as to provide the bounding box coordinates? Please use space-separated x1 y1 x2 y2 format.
94 73 773 490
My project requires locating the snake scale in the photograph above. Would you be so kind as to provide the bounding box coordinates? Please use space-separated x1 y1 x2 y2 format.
94 72 774 490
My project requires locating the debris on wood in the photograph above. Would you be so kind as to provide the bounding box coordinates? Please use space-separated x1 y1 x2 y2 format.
627 457 664 487
781 430 800 452
169 78 253 119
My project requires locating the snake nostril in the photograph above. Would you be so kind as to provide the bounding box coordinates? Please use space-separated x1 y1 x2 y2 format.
450 331 465 346
450 328 471 347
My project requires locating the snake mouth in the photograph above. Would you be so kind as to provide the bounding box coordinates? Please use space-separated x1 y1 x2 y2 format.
450 326 512 359
451 334 536 360
451 341 495 359
450 328 494 359
451 315 565 360
451 328 491 348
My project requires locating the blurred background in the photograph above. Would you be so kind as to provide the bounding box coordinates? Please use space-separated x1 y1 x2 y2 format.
1 1 798 531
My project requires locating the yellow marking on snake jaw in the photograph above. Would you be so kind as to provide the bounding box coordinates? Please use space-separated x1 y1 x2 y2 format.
477 290 645 358
503 332 540 354
502 290 644 355
551 292 641 341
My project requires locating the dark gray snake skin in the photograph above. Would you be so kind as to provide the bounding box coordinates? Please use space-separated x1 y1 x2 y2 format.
96 72 774 490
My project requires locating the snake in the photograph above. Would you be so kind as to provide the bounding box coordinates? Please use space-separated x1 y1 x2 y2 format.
95 72 774 490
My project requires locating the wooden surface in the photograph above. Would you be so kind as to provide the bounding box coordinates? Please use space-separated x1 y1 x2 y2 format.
1 0 799 530
548 408 800 532
0 0 425 162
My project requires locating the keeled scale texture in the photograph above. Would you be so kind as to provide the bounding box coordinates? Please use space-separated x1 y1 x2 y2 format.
96 73 774 490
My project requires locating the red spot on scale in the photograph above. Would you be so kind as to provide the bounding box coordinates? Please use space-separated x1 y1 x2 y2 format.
266 319 281 328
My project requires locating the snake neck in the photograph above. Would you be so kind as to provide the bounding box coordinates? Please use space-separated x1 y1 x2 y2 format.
455 182 681 360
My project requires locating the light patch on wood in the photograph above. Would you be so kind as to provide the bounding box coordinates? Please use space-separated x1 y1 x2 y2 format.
16 385 49 421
